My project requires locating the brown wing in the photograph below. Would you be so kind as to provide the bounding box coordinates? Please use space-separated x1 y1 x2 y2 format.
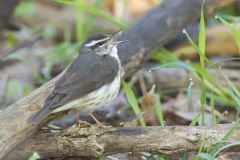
49 51 119 108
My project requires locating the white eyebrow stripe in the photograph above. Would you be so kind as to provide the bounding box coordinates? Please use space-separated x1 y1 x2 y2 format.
84 37 109 47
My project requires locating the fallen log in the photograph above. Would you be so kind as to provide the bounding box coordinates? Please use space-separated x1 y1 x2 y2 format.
7 124 240 159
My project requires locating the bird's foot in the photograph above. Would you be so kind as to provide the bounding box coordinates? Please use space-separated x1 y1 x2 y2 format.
75 117 91 126
89 113 109 128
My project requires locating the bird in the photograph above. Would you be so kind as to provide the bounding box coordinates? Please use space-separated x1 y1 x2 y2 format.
28 31 127 125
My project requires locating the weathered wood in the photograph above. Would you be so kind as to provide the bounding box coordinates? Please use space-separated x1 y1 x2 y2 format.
117 0 234 76
0 0 234 159
7 124 240 159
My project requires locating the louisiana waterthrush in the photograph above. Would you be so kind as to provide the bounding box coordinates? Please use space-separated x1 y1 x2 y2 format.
28 31 127 124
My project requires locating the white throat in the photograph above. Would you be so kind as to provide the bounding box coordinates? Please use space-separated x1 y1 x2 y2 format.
109 46 119 61
96 46 120 62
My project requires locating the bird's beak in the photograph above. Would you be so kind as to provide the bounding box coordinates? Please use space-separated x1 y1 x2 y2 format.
106 29 128 47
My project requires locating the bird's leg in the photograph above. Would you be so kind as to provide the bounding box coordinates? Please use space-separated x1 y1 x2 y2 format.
89 113 104 128
68 109 90 125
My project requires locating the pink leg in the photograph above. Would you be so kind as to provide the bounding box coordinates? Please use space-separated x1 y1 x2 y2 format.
89 113 104 128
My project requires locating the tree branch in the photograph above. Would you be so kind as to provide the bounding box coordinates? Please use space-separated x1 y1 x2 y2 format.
117 0 234 76
7 124 240 159
0 0 234 159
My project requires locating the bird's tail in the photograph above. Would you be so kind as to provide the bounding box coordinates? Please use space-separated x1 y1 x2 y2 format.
27 106 51 125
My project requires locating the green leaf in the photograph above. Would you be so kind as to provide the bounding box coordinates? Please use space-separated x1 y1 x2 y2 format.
183 29 212 66
209 120 239 156
229 90 240 111
84 0 105 36
224 76 240 111
213 142 240 157
199 1 206 56
150 61 197 73
183 29 201 55
210 93 217 124
28 152 40 160
221 120 239 142
6 79 23 103
187 80 194 111
190 114 200 126
122 80 146 126
56 0 127 29
154 94 164 126
200 84 206 125
197 153 215 160
74 5 85 42
210 57 240 67
216 15 240 54
41 25 57 39
150 48 179 63
154 154 165 160
198 1 207 125
14 1 35 17
198 133 206 154
225 76 240 98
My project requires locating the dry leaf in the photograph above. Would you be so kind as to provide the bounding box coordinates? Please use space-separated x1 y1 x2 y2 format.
140 85 156 125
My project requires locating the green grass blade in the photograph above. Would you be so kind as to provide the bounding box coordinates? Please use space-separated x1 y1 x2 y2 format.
199 1 206 56
225 76 240 98
84 0 105 37
150 47 179 63
210 57 240 67
209 120 239 156
199 2 206 125
154 154 165 160
197 153 214 160
150 61 197 73
154 94 164 126
74 6 84 42
122 80 146 126
190 114 200 126
187 79 194 111
222 120 239 141
225 76 240 111
216 15 235 34
56 0 127 29
183 29 212 66
210 93 217 124
183 29 201 55
192 64 225 97
213 142 240 157
229 91 240 111
28 152 40 160
200 84 206 125
198 133 206 154
216 15 240 54
216 15 233 31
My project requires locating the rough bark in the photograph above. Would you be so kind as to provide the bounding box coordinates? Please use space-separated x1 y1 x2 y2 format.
117 0 234 76
0 0 234 159
7 124 240 159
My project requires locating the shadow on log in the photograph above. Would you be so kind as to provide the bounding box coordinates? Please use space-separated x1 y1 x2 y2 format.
6 124 240 159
